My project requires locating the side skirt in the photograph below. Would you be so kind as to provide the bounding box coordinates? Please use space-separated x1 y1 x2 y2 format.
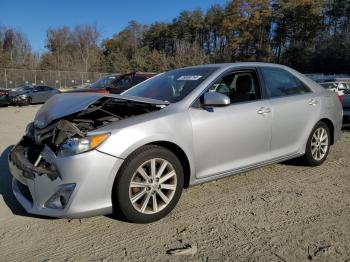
190 152 303 186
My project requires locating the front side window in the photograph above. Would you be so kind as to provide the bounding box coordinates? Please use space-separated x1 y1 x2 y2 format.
206 70 261 104
35 86 46 91
113 75 133 89
261 67 311 98
16 86 32 92
90 76 116 89
124 67 218 103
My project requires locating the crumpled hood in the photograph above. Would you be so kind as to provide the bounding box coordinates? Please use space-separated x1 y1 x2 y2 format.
34 93 168 128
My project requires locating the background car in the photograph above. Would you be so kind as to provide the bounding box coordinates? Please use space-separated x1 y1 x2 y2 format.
68 72 156 94
85 74 119 93
9 85 60 105
342 89 350 128
0 89 10 106
320 81 350 96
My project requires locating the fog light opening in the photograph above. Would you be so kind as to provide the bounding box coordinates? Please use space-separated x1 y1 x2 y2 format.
45 183 76 209
60 195 67 207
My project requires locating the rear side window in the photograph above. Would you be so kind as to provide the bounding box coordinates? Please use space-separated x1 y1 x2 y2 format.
261 67 311 98
43 86 53 91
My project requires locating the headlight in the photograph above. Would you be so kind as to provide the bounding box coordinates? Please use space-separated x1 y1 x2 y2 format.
59 133 110 157
17 94 27 99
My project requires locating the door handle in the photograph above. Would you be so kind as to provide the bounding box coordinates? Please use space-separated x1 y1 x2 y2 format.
257 107 271 116
308 99 319 106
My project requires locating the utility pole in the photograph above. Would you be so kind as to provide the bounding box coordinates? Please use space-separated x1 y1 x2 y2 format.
4 69 7 89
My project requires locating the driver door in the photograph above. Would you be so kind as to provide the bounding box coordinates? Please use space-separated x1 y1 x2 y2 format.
189 69 272 179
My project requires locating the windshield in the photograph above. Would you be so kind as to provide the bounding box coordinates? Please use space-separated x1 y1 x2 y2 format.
124 67 218 103
14 86 32 91
90 75 117 89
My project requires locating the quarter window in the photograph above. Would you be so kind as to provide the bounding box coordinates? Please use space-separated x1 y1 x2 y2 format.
261 67 311 98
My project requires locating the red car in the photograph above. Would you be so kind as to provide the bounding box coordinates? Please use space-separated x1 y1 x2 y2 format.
0 89 10 106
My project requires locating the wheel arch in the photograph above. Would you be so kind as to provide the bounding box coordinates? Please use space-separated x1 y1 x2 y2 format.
146 141 192 188
113 140 193 189
319 118 335 145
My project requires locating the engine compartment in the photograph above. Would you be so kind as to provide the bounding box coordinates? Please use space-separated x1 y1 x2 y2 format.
29 97 163 149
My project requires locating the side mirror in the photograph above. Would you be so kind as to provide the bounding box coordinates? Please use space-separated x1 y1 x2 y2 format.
201 92 230 107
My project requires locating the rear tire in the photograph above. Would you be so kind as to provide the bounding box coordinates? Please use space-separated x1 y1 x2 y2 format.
112 145 184 223
301 121 330 166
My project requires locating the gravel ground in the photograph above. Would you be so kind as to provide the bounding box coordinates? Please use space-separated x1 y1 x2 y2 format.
0 105 349 262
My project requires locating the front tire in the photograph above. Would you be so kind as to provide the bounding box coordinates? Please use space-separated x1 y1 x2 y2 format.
112 145 184 223
301 122 330 166
25 97 32 106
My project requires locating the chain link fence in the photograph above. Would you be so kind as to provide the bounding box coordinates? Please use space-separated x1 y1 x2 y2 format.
0 68 111 89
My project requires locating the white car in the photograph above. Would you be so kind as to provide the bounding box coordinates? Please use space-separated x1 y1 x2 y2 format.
320 82 350 96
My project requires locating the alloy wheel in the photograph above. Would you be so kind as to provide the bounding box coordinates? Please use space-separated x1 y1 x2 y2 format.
129 158 177 214
311 127 329 161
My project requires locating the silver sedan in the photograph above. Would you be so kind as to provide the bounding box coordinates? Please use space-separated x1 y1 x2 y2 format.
8 63 343 223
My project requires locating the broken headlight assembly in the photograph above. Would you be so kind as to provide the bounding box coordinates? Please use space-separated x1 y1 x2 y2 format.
58 133 110 157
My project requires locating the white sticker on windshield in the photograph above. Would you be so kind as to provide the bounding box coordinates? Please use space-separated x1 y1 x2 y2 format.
177 75 202 81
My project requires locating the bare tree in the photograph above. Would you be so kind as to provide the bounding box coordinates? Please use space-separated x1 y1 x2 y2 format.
72 24 100 72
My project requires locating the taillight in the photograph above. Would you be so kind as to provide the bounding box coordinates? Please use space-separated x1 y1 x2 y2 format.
338 95 344 103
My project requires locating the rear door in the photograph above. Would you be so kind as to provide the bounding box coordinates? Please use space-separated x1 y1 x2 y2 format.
189 69 272 179
260 67 319 158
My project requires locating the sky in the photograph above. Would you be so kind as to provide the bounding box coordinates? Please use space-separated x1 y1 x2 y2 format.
1 0 226 53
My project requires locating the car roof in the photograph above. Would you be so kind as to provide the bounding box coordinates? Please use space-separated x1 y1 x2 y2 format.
320 82 348 84
182 62 297 72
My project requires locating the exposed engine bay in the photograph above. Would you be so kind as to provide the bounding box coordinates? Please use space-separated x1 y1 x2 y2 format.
11 96 165 181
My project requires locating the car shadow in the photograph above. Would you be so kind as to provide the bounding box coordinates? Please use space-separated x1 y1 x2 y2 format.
0 145 53 219
280 158 309 166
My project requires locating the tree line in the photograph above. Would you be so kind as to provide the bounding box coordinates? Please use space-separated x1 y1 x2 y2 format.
1 0 350 74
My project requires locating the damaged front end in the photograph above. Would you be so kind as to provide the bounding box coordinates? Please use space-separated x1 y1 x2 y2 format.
9 93 167 214
12 95 166 180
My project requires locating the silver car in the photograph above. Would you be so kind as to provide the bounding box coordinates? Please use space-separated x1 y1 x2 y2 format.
10 85 60 105
8 63 343 223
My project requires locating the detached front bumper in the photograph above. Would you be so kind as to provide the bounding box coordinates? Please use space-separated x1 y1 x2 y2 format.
9 141 124 218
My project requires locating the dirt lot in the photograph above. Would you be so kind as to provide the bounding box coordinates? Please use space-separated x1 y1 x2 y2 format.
0 105 349 262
